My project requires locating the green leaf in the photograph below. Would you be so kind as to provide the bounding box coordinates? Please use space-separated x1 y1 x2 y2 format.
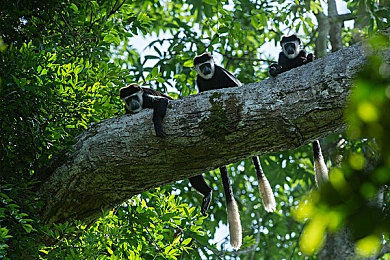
218 26 229 33
22 224 34 233
103 34 119 45
70 3 79 13
106 246 114 255
183 60 193 67
181 238 192 246
203 0 217 5
40 68 48 76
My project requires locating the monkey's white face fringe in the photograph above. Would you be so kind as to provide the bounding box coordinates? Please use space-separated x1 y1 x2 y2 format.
227 199 242 250
122 91 143 113
282 40 300 59
258 175 276 212
195 60 215 80
314 156 329 188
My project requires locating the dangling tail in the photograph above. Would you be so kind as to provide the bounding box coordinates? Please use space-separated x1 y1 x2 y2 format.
252 156 276 212
220 166 242 250
312 140 329 187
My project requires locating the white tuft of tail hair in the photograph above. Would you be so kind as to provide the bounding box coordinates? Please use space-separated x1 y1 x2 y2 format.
314 156 329 188
258 175 276 212
227 199 242 250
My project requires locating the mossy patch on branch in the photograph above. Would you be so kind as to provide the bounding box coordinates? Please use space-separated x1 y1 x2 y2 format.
200 92 243 140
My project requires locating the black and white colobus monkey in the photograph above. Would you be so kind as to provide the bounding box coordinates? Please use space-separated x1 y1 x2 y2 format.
192 52 276 249
268 34 314 77
119 83 172 137
268 35 329 187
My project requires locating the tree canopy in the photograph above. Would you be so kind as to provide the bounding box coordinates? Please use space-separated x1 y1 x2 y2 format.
0 0 389 259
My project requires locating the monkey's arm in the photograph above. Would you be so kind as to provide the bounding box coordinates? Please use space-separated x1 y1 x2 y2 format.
269 52 292 76
189 175 212 216
143 94 170 137
272 51 312 76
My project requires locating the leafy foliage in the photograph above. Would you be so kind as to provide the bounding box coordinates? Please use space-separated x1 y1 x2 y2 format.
293 34 390 258
40 189 201 259
0 0 389 259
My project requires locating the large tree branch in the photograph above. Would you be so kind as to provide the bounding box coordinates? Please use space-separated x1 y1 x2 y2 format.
38 43 380 224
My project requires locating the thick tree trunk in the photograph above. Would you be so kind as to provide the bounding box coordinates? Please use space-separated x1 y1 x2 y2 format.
38 43 382 225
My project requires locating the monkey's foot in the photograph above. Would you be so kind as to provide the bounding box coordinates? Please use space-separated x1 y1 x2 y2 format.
201 193 212 216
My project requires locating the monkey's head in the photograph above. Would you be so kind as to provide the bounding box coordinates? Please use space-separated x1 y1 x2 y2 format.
194 52 215 80
281 34 301 59
119 83 144 113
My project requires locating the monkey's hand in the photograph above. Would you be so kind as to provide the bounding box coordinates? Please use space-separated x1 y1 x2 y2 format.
269 64 281 77
153 119 168 138
155 130 166 137
154 127 167 138
201 192 212 216
307 53 315 62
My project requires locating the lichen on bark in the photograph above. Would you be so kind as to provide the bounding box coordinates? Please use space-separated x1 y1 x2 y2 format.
200 92 243 140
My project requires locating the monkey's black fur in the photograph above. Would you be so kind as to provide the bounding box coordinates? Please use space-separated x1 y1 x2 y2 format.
268 35 328 188
192 53 275 218
119 83 172 137
191 52 243 217
189 175 213 216
269 34 314 77
194 53 241 91
191 52 245 249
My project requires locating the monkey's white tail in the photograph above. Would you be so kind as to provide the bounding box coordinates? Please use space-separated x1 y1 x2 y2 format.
227 199 242 250
252 156 276 212
220 166 243 250
258 174 276 212
313 140 329 188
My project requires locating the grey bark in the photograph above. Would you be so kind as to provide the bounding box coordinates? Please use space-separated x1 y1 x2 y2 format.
315 0 356 57
328 0 343 52
38 43 377 225
315 12 330 58
318 228 356 260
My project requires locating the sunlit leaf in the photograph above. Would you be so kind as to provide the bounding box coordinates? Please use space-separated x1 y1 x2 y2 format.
181 237 192 246
357 101 379 123
203 0 217 5
299 214 327 255
355 235 381 258
183 59 193 67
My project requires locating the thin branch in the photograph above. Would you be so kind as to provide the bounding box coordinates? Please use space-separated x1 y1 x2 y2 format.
329 13 357 23
328 0 343 52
